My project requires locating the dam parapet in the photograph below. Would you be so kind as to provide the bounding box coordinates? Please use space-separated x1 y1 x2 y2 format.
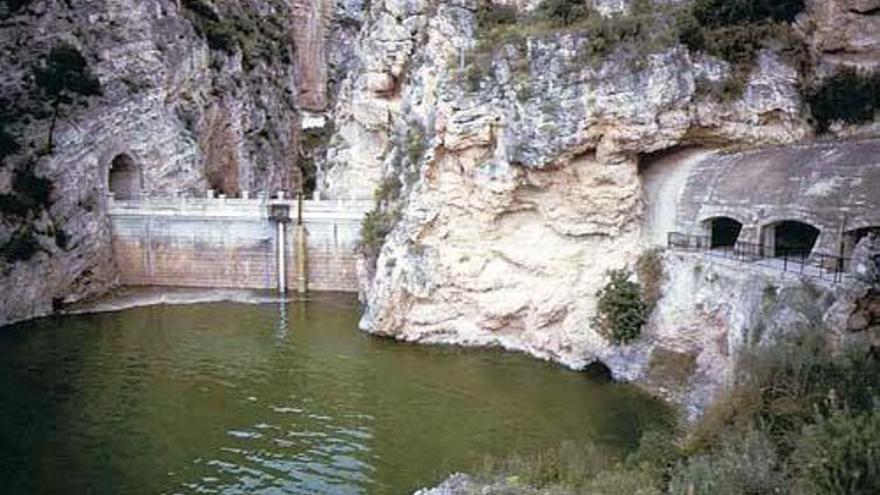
108 195 372 292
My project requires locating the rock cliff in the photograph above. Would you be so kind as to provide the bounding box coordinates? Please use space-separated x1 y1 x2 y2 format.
316 0 879 412
0 0 360 324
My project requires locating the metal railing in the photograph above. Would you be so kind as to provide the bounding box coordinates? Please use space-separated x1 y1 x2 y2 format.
667 232 851 283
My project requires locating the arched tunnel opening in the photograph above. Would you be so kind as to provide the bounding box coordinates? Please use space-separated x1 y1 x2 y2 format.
108 153 141 200
705 217 743 249
766 220 820 258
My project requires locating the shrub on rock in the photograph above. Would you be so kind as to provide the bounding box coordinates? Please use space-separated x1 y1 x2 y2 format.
593 269 647 344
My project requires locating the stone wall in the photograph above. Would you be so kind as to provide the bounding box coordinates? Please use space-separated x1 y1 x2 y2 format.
294 200 370 291
108 198 371 292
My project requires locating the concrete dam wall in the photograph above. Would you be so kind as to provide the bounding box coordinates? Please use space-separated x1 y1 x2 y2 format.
109 197 372 292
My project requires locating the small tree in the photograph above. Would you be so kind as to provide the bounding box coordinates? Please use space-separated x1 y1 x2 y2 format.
33 44 102 150
592 269 647 344
534 0 592 27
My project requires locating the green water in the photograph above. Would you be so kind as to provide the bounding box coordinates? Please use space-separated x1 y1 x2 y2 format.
0 294 667 494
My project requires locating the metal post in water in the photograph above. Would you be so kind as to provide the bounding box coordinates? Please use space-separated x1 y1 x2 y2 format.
277 219 287 294
296 193 308 294
270 203 291 295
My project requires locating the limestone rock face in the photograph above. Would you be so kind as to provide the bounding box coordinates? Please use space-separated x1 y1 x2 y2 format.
803 0 880 69
0 0 363 325
321 0 817 374
850 232 880 285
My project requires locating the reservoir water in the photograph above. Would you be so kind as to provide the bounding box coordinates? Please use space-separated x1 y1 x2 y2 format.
0 293 667 494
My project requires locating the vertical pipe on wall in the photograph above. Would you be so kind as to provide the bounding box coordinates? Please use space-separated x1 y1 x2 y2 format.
146 216 154 284
296 194 308 294
277 220 287 294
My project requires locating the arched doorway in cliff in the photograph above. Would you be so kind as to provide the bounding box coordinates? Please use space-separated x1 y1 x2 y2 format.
762 220 820 258
703 216 743 249
108 153 141 200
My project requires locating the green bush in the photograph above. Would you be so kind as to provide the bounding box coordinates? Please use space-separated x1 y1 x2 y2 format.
374 175 402 205
476 0 517 30
692 0 805 28
534 0 591 27
359 205 400 269
790 408 880 494
804 68 880 133
624 428 682 483
593 269 647 344
477 441 613 489
182 0 291 64
468 0 679 76
669 429 783 495
586 468 663 495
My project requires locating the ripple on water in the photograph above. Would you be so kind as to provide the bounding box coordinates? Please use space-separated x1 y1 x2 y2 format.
0 296 670 495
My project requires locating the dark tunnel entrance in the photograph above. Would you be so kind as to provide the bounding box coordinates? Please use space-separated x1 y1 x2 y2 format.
705 217 743 249
108 153 141 200
767 220 820 258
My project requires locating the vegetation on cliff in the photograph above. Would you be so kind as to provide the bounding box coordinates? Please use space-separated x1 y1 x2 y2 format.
677 0 808 100
181 0 292 67
474 0 679 67
1 42 101 162
593 269 648 345
359 121 426 271
0 43 97 266
473 326 880 494
470 0 810 102
360 176 403 269
591 250 663 345
34 44 102 150
804 68 880 133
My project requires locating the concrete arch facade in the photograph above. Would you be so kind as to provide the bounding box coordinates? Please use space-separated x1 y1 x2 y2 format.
672 139 880 259
699 215 746 248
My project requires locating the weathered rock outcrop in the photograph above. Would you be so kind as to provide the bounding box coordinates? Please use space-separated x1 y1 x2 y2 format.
803 0 880 69
322 0 808 348
313 0 879 415
643 254 875 419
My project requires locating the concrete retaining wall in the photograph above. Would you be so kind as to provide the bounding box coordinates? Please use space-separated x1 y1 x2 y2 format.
109 198 372 292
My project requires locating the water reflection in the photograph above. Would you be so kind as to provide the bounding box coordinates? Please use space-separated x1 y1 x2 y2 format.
276 302 289 340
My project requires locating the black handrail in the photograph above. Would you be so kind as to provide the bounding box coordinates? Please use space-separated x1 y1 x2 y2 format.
667 232 851 283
